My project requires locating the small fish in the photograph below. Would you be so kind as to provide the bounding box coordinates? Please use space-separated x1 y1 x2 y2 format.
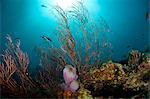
146 12 150 20
41 5 47 8
41 35 52 42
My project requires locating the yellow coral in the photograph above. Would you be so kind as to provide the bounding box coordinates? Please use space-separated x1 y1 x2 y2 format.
77 85 93 99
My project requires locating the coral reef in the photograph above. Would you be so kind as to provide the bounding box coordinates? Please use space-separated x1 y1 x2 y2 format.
0 35 149 98
81 52 150 98
0 1 149 98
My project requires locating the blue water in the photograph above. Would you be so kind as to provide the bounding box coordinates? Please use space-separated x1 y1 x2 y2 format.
1 0 149 69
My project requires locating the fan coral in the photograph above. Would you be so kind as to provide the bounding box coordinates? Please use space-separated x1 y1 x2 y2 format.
0 35 35 97
128 50 142 70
